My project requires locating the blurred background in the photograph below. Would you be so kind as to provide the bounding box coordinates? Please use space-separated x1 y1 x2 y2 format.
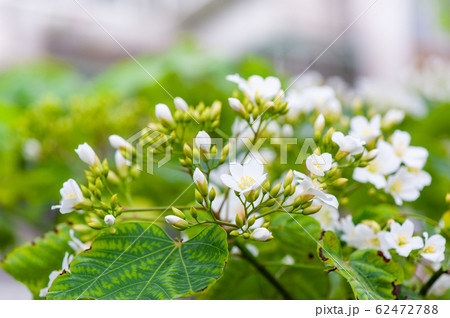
0 0 450 299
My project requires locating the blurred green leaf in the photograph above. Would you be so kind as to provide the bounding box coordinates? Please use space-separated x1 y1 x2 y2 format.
0 223 73 299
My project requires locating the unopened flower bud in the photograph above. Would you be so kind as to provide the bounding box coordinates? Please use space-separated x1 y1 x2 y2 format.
155 103 174 124
195 131 211 152
110 194 119 210
174 97 188 111
183 143 193 158
195 189 204 204
190 207 198 219
331 178 348 187
209 187 216 202
314 114 325 138
228 97 244 113
104 214 115 226
171 207 186 219
235 214 244 228
229 230 239 237
361 220 380 233
248 215 256 227
362 149 379 161
270 183 282 197
193 168 208 196
283 170 294 188
252 228 272 241
75 143 97 166
303 205 322 215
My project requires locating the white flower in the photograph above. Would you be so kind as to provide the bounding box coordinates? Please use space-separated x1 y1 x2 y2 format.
286 86 339 117
332 132 365 155
339 216 391 257
293 171 339 208
195 131 211 152
428 274 450 296
75 143 97 166
281 124 294 137
382 220 424 257
115 150 131 169
68 229 89 253
353 140 401 189
193 168 207 189
391 130 428 169
165 215 183 225
22 138 42 161
407 167 431 190
385 167 421 205
51 179 84 214
174 97 188 111
104 215 115 226
228 97 244 112
211 191 264 229
421 232 446 263
349 115 382 143
281 254 295 265
382 109 405 127
314 114 325 132
252 227 272 241
109 135 131 150
305 153 333 177
39 252 73 297
155 103 174 123
310 200 339 231
226 74 281 102
220 157 267 194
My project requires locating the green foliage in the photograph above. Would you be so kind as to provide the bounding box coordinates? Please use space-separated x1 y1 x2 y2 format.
318 231 404 300
0 224 73 299
47 223 228 300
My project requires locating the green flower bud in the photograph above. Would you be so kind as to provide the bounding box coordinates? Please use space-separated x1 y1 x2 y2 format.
270 182 282 197
303 205 322 215
172 219 190 231
183 143 193 158
195 189 204 204
262 180 271 193
219 143 230 164
229 230 239 237
331 178 348 187
243 233 250 239
235 214 244 228
190 207 198 219
171 207 186 219
108 196 117 213
248 215 256 227
209 187 216 202
283 170 294 188
283 185 291 197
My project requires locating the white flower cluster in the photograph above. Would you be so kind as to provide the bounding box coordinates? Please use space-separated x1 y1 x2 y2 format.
352 120 431 205
339 217 446 264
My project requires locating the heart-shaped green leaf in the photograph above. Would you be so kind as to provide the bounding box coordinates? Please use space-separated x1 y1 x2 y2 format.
47 223 228 300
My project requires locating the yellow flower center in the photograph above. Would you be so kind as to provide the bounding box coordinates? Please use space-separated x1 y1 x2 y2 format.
238 176 255 190
397 235 409 246
66 193 77 199
362 128 372 136
423 245 436 254
390 180 403 193
313 162 323 171
367 163 379 173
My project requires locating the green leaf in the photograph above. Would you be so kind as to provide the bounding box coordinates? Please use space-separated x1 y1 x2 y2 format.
47 223 228 300
0 224 73 299
318 231 404 300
